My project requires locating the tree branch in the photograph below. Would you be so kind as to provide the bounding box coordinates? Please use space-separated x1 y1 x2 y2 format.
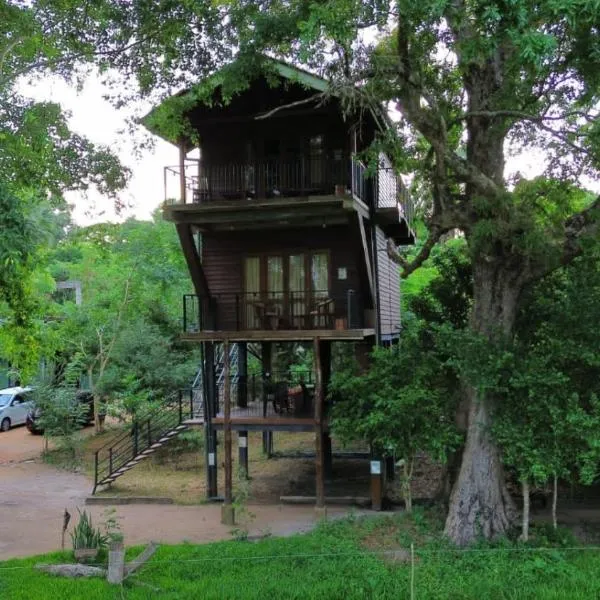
387 223 450 278
528 196 600 281
254 93 324 120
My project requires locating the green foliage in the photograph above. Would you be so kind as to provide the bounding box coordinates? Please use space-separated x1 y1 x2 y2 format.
34 384 90 457
70 509 108 551
4 514 600 599
330 324 461 508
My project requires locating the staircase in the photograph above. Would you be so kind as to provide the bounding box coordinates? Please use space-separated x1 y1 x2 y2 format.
189 343 240 419
92 391 194 494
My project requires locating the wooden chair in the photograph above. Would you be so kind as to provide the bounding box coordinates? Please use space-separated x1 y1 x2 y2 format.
253 301 280 330
310 298 334 328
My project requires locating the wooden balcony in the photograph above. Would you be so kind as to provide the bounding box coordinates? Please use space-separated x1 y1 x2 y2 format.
181 291 375 342
163 156 414 242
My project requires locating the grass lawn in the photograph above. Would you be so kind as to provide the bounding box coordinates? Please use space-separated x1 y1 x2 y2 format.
2 510 600 599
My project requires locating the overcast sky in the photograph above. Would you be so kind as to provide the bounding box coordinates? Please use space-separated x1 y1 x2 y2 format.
22 73 175 225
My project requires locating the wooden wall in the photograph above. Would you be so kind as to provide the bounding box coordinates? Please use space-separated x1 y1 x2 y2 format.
375 227 401 338
201 226 366 330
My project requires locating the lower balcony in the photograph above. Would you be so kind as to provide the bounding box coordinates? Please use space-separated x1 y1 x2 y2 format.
182 291 374 341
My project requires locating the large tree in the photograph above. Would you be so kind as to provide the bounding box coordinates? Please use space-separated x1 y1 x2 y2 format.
0 1 127 341
76 0 600 544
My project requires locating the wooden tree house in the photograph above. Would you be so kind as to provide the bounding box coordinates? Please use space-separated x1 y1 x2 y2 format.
144 59 415 514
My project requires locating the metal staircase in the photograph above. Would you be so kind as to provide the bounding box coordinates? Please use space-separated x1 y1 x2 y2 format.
189 343 240 419
92 391 194 494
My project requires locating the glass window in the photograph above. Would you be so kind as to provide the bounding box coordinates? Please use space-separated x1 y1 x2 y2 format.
267 255 284 302
244 257 260 295
311 253 329 298
289 254 306 327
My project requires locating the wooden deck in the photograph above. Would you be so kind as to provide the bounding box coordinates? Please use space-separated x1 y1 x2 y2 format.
163 195 370 231
181 328 375 343
183 399 319 432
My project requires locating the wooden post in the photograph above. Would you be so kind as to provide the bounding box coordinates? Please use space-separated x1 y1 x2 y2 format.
320 341 332 480
314 337 326 516
261 341 273 458
178 143 187 204
221 340 235 525
238 431 249 479
204 342 218 499
237 342 248 408
370 456 384 511
107 542 125 585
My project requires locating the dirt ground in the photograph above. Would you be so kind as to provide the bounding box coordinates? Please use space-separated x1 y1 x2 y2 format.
3 425 600 561
0 425 47 464
0 427 354 560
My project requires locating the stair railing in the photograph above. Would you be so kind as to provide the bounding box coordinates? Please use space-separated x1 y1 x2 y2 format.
92 390 195 494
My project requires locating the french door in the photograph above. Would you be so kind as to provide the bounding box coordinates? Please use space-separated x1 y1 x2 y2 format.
243 252 330 329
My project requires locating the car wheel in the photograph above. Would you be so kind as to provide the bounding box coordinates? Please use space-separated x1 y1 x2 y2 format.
0 418 10 432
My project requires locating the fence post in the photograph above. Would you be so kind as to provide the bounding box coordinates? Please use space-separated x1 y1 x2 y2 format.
133 423 139 458
109 447 113 474
178 390 183 423
189 389 194 419
94 452 99 492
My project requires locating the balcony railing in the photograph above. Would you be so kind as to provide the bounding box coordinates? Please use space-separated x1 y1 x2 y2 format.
164 157 349 204
164 154 414 233
351 154 415 233
183 290 364 334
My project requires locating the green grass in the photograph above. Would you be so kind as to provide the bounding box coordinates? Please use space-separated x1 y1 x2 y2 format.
2 511 600 599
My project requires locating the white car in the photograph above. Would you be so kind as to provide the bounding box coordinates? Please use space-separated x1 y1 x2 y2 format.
0 387 34 432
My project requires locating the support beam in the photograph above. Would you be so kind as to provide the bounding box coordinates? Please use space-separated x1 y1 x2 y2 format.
358 215 375 302
176 224 210 299
204 342 218 499
314 337 325 513
319 340 333 480
178 144 187 204
261 342 273 458
221 340 234 525
238 431 249 479
237 342 248 408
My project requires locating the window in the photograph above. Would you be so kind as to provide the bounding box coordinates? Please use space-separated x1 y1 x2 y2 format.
311 252 329 299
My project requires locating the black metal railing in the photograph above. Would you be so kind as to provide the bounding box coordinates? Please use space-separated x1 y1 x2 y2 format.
351 155 415 234
183 289 363 334
164 157 349 204
92 390 196 494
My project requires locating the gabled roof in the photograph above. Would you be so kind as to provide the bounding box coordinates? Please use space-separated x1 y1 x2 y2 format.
142 57 332 145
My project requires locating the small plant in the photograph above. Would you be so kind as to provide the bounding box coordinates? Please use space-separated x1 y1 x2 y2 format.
230 466 255 541
70 509 107 558
102 508 124 546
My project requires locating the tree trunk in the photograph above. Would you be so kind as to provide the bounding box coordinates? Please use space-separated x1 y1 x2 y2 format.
444 259 522 545
521 479 530 542
552 473 558 530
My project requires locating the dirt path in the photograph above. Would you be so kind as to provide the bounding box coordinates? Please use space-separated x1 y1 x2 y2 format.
0 425 47 464
0 428 353 560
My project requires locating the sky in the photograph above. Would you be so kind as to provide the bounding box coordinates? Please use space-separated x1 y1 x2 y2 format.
22 73 175 225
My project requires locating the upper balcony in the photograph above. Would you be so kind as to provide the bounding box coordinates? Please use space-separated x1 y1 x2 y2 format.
163 155 415 243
